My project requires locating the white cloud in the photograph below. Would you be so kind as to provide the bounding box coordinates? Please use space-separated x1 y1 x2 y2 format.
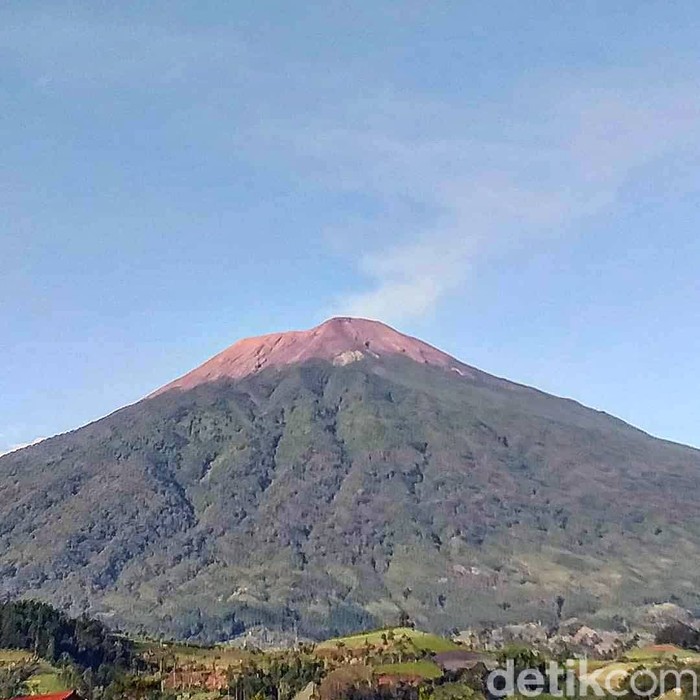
4 9 698 325
258 82 700 323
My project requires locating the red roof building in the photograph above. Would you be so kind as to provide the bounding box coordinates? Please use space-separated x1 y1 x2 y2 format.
12 691 81 700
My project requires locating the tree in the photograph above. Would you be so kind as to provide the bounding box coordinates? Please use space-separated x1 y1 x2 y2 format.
0 663 34 700
555 595 565 621
656 622 700 650
398 610 413 628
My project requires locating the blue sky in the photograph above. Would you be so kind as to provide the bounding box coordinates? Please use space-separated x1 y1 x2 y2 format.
1 1 699 453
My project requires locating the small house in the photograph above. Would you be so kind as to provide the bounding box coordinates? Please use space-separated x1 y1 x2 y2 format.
13 692 82 700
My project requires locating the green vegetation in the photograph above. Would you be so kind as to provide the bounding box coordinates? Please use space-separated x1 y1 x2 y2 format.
225 657 325 700
428 682 480 700
0 654 68 698
8 599 700 700
0 600 133 676
0 601 139 699
2 353 700 641
134 638 250 669
0 652 32 666
25 666 68 694
578 661 636 689
373 660 443 679
317 627 458 653
625 645 700 661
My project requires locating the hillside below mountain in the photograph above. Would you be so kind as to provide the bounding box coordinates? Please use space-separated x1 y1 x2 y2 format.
2 317 700 641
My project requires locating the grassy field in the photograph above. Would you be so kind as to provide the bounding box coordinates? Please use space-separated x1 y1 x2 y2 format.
316 627 458 653
373 660 443 680
25 666 68 694
0 649 34 665
578 648 700 695
0 650 68 695
625 645 700 662
579 662 636 689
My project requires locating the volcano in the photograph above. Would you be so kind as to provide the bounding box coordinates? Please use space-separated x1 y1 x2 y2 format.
2 317 700 641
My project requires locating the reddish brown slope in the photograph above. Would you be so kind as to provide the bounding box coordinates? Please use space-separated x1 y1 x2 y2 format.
153 317 475 395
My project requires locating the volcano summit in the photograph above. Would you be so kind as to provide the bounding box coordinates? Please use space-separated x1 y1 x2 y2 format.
154 317 476 394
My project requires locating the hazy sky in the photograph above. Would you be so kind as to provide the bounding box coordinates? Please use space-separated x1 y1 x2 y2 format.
2 1 700 453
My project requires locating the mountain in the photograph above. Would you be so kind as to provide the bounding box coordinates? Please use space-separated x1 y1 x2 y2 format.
2 317 700 642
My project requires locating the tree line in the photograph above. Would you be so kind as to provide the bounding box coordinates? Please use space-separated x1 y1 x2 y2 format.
0 600 135 690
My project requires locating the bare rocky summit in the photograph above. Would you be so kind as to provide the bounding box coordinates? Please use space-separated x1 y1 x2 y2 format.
154 317 476 394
